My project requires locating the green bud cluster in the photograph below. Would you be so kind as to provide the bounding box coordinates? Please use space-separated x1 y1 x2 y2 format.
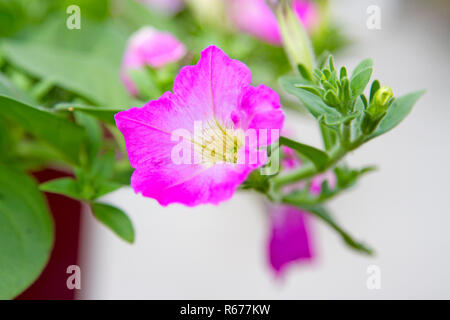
298 56 361 116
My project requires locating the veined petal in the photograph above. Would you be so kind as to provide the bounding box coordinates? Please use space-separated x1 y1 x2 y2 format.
173 46 252 128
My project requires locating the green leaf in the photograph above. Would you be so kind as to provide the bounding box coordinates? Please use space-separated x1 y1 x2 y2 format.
91 202 135 243
39 177 83 200
367 90 425 141
94 181 122 199
279 136 329 170
282 201 373 255
74 111 102 166
0 72 34 104
297 63 313 81
294 84 323 97
0 94 85 165
369 80 380 102
129 68 162 100
307 206 373 255
335 165 377 189
1 40 131 106
55 103 126 126
282 165 376 205
90 151 115 181
319 122 338 151
318 110 360 126
113 0 177 34
350 59 373 97
352 58 373 77
0 165 54 299
280 76 342 124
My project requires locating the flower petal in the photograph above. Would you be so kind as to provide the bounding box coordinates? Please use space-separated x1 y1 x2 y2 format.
132 160 261 207
173 45 252 128
268 205 314 275
234 84 284 147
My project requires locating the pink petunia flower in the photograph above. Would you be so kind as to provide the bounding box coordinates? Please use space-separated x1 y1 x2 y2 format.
120 27 187 96
268 204 314 275
227 0 318 45
138 0 185 15
115 46 285 206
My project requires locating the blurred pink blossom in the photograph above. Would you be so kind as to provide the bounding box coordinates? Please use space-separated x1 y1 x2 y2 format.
120 27 186 96
268 204 314 275
138 0 185 15
227 0 318 45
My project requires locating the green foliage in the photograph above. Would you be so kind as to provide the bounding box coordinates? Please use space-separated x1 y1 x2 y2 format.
0 94 85 165
275 54 423 256
90 202 135 244
282 165 376 206
55 103 124 126
1 40 131 106
307 206 373 255
279 136 329 170
280 76 342 124
39 177 83 200
74 111 102 166
350 59 373 97
0 165 54 299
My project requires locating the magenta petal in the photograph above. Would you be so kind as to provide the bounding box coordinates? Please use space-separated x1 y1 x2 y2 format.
268 205 314 275
131 163 253 207
115 45 284 206
293 0 319 31
173 46 252 128
237 84 284 146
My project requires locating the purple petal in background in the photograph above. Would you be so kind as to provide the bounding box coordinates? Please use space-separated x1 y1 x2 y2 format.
268 204 314 275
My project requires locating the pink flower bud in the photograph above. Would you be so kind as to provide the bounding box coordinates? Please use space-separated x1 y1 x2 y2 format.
120 27 187 96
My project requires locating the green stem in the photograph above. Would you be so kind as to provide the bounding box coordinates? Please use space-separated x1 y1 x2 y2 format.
272 133 367 190
341 121 352 148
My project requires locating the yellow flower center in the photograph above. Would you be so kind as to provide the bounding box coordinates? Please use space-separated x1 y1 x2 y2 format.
193 120 244 165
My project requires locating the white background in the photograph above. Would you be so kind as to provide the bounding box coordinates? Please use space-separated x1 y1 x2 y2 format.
79 0 450 299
